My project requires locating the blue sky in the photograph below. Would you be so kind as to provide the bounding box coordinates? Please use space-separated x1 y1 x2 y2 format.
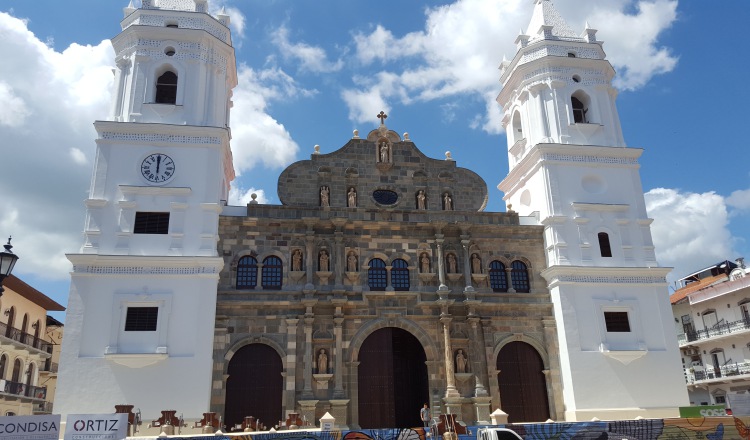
1 0 748 320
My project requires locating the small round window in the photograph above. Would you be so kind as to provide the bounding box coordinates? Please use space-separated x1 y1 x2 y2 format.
373 190 398 205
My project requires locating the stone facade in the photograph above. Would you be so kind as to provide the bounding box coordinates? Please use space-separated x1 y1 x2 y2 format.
213 123 563 428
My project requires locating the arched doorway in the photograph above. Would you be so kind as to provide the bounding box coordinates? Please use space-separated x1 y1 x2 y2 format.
497 341 550 423
358 327 428 428
224 344 282 429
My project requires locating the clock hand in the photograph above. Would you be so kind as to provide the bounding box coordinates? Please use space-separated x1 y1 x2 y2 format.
156 155 161 174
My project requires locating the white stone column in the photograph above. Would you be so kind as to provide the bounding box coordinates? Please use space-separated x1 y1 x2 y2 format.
461 239 474 294
301 317 314 399
333 314 345 399
441 316 460 398
285 318 299 413
436 236 448 291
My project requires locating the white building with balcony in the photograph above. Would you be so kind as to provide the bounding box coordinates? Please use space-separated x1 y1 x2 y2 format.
671 259 750 407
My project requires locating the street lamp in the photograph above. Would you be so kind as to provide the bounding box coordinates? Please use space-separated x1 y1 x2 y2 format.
0 237 19 296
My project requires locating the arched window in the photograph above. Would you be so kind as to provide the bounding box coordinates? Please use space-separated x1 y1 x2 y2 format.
489 261 508 292
512 110 523 143
5 307 15 337
368 258 387 291
236 256 258 289
391 259 410 291
155 71 178 104
262 256 283 290
0 354 7 380
25 363 34 390
21 314 28 345
598 232 612 258
511 260 530 293
11 359 21 383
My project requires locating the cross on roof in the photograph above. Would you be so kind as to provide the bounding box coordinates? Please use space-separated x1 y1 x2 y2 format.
377 111 388 125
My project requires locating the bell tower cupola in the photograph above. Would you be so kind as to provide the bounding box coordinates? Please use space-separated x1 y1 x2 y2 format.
498 0 625 173
111 0 236 128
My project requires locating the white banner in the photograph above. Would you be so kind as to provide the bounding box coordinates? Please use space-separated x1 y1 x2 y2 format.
64 414 127 440
0 415 61 440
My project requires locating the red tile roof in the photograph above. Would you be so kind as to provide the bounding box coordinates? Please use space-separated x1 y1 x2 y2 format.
3 275 65 311
670 274 727 305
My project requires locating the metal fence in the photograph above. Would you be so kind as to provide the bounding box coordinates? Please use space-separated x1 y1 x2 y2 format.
685 361 750 383
678 318 750 345
0 321 52 352
0 379 47 400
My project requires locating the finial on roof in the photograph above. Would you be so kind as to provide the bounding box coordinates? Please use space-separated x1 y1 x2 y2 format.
123 0 136 17
352 129 359 139
314 145 320 154
585 21 591 30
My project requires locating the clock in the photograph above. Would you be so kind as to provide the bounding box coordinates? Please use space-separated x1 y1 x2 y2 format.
141 153 175 184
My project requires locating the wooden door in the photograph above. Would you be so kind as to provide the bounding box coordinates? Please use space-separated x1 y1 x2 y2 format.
358 328 428 428
224 344 282 429
496 342 550 423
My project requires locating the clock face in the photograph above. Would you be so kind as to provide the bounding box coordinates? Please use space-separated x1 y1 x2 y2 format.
141 153 175 184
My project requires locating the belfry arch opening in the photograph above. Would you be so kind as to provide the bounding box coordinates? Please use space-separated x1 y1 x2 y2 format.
571 91 591 124
224 344 283 430
357 327 428 428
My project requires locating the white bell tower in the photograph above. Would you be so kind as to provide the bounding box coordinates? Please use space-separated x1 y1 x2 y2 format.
56 0 236 420
498 0 688 421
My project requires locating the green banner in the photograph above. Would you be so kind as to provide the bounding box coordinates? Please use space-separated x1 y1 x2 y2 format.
678 405 726 418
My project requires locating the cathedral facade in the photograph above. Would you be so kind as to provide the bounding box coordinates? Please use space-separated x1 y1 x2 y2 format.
213 122 562 428
55 0 688 431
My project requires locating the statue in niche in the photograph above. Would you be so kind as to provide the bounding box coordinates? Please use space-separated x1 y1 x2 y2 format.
292 249 303 272
420 253 431 273
447 253 457 274
455 349 467 373
443 192 453 210
379 141 390 163
417 190 427 210
317 349 328 374
347 251 358 272
319 250 330 271
320 186 330 207
348 187 357 207
471 254 481 274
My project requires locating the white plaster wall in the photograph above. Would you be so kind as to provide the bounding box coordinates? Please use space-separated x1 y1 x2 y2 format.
55 271 219 419
83 133 228 257
551 283 689 415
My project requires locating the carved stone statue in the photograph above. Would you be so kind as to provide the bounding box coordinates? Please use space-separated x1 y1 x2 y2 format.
443 192 453 210
417 190 426 210
292 249 303 271
455 349 467 373
348 187 357 207
420 253 430 273
447 253 457 274
319 250 330 271
379 142 390 163
347 251 358 272
317 349 328 374
320 186 330 207
471 253 481 274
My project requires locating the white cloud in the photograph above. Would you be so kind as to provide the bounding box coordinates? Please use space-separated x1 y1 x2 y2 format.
0 81 31 127
272 26 344 73
228 184 269 205
645 188 734 284
0 11 114 280
345 0 678 128
727 188 750 212
69 148 88 165
230 64 309 174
